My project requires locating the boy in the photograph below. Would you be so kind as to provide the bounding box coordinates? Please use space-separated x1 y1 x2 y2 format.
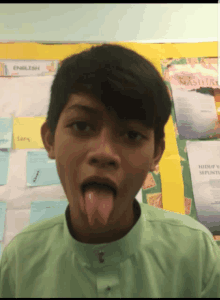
1 44 220 298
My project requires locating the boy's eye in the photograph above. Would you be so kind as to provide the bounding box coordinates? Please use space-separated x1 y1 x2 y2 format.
69 121 145 142
72 121 91 133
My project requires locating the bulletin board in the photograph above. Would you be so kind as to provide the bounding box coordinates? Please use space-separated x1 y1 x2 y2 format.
0 41 219 251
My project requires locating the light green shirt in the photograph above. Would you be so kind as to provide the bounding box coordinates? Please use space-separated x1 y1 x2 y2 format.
1 199 220 298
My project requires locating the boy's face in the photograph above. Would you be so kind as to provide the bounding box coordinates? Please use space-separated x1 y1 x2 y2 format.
41 93 165 243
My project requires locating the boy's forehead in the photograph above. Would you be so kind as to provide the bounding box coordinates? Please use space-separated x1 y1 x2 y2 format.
67 93 104 109
64 93 123 122
64 93 115 121
64 93 153 131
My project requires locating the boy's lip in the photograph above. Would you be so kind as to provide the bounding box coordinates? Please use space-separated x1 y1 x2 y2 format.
81 175 118 197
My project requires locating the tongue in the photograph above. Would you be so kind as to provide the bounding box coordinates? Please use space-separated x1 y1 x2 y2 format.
84 186 114 226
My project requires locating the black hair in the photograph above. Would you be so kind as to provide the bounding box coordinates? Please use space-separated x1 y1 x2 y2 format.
46 43 172 152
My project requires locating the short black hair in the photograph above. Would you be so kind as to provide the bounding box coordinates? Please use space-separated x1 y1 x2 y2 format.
46 44 172 151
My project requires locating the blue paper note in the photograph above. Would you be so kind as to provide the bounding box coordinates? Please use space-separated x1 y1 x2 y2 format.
30 200 68 224
0 202 7 241
27 151 61 186
0 118 13 149
0 150 10 185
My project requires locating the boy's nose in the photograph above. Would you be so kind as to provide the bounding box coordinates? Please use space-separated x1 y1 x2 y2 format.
87 134 120 170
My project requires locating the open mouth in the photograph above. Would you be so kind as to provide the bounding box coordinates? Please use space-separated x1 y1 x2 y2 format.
81 182 117 198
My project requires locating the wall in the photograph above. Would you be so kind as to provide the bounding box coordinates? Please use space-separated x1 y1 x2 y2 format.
0 4 218 236
0 4 217 43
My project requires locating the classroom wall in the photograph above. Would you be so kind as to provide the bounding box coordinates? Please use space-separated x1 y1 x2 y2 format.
0 4 217 43
0 4 219 252
0 4 218 220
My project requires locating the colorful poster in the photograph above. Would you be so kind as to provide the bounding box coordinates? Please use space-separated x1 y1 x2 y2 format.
160 57 220 242
0 60 60 77
162 57 219 140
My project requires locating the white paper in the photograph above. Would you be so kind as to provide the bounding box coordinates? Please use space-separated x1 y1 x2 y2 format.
0 76 55 118
186 140 220 234
172 88 219 139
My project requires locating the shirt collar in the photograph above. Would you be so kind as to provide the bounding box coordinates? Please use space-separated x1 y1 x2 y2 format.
63 199 142 269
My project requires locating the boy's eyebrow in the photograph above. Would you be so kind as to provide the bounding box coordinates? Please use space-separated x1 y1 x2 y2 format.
65 104 102 116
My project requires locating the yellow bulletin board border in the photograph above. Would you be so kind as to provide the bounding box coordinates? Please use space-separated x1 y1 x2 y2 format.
0 41 217 215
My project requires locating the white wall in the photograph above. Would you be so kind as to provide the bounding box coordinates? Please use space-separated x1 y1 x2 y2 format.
0 4 217 43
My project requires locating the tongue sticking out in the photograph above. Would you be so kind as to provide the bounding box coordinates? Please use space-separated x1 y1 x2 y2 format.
83 186 115 226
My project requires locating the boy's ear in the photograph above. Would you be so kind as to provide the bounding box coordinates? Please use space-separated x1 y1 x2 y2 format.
151 138 165 172
41 122 55 159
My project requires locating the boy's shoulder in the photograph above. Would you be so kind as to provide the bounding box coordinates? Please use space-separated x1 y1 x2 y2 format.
139 201 215 241
3 213 65 258
20 213 65 236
